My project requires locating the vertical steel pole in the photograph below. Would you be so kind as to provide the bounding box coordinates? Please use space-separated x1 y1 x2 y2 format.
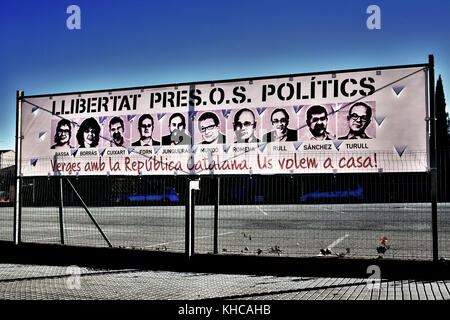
59 177 65 244
428 54 439 262
186 85 196 259
214 176 220 254
185 179 199 259
13 90 23 245
185 178 191 259
191 185 195 256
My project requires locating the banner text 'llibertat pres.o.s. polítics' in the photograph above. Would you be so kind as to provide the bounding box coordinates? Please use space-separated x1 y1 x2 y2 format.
51 76 375 116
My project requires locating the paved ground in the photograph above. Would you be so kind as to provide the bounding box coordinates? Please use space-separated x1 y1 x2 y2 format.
0 263 449 301
1 203 449 260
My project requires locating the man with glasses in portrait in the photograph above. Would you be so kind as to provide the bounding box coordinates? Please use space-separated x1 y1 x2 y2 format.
233 108 260 143
132 114 160 146
301 105 336 141
338 102 372 140
197 112 226 144
263 108 298 143
51 119 73 149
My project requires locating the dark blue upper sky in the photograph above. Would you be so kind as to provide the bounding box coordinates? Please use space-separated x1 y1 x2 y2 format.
1 0 449 150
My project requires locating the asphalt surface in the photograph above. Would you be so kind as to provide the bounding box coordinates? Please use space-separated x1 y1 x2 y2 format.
0 203 449 260
0 203 449 309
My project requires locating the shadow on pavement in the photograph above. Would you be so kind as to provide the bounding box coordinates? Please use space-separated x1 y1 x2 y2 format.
0 241 448 280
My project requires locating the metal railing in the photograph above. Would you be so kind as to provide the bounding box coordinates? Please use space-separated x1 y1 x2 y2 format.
1 149 449 261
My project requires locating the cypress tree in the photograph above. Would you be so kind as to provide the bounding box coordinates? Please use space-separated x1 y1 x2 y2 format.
435 75 448 148
435 75 449 201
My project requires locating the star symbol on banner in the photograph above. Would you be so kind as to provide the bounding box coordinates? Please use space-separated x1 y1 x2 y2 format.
257 108 266 116
293 105 304 114
257 142 268 153
328 104 337 114
394 145 407 157
223 144 231 153
98 147 107 156
128 115 136 123
392 86 405 97
99 116 107 125
374 116 386 127
333 140 344 151
222 109 231 119
293 142 303 151
39 132 47 140
70 148 78 156
189 111 197 120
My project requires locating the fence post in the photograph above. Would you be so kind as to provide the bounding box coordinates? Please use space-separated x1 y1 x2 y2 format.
186 178 200 259
428 54 439 262
214 176 220 254
191 181 196 256
185 178 191 258
59 176 65 245
13 90 23 245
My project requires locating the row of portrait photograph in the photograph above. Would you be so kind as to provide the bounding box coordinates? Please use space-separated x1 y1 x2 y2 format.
50 102 377 149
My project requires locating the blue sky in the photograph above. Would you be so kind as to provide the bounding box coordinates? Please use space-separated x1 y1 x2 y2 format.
1 0 449 150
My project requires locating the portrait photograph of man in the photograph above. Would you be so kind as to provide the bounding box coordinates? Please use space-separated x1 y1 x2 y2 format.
232 108 260 143
196 111 226 144
263 108 298 143
132 114 160 146
299 105 336 141
338 101 375 140
161 112 192 146
108 116 129 147
51 119 74 149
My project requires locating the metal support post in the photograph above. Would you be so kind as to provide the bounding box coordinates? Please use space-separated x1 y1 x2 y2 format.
191 185 196 255
185 179 191 258
214 176 220 254
186 178 200 259
13 90 23 245
428 54 439 262
59 177 65 245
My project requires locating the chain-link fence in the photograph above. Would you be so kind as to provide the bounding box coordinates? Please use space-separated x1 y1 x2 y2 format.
19 175 188 253
0 157 14 242
210 175 435 259
1 149 449 261
437 148 450 261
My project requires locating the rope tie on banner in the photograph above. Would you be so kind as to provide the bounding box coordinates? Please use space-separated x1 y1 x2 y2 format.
20 66 428 176
315 67 427 124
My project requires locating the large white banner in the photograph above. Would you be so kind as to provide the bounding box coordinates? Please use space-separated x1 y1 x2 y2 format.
20 65 429 176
